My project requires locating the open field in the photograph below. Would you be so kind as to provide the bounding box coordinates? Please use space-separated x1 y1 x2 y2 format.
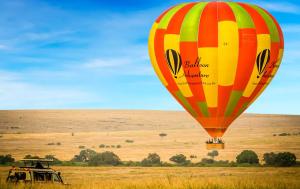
0 166 300 189
0 110 299 162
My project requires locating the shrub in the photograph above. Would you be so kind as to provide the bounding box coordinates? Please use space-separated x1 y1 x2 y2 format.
141 153 161 166
99 144 105 148
0 154 15 164
88 151 121 166
125 139 134 143
71 132 74 136
264 152 296 167
190 154 197 159
78 145 85 149
111 145 115 148
236 150 259 164
169 154 187 164
207 150 219 159
201 158 214 164
159 133 167 138
56 142 61 145
47 142 55 145
116 145 121 148
71 149 97 162
278 133 290 136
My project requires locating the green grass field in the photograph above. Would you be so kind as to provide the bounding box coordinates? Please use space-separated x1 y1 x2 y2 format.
0 166 300 189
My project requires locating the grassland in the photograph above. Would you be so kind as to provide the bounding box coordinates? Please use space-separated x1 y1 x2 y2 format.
0 110 299 188
0 110 299 162
1 166 300 189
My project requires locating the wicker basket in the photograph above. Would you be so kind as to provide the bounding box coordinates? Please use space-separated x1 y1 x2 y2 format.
206 143 225 150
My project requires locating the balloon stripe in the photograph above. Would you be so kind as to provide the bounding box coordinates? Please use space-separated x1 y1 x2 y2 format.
227 2 255 28
198 2 218 111
154 30 179 92
243 34 270 97
154 29 197 118
225 4 257 117
156 6 175 23
179 3 209 117
166 3 196 34
175 91 197 117
230 3 271 116
180 2 207 41
224 91 243 116
180 42 207 117
217 2 236 21
241 4 281 107
264 10 284 48
250 5 280 42
247 42 280 106
238 3 269 34
198 2 218 47
217 21 239 86
216 3 238 121
197 102 210 117
198 48 218 108
158 4 187 29
232 28 257 91
148 23 168 86
163 3 197 98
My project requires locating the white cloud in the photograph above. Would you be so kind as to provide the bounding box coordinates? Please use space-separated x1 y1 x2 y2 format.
83 58 131 68
0 44 10 50
81 57 153 76
256 1 300 14
0 70 100 109
282 24 300 33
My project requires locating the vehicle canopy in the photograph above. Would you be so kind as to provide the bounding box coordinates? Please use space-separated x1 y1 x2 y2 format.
7 159 64 184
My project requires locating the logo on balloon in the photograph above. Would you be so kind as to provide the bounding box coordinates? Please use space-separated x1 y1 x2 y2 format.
165 49 182 78
256 49 270 78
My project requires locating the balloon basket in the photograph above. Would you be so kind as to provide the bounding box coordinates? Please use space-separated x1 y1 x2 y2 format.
206 143 225 150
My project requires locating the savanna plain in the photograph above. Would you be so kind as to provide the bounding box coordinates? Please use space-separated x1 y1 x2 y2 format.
0 110 299 189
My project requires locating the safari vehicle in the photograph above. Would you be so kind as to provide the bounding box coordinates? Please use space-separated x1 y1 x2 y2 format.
6 159 65 184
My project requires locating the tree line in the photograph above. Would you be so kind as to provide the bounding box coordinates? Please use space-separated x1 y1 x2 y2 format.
0 150 298 167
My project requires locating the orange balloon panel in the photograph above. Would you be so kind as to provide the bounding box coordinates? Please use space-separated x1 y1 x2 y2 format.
148 2 284 137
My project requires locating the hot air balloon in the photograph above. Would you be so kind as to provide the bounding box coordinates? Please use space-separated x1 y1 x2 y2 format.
148 1 284 149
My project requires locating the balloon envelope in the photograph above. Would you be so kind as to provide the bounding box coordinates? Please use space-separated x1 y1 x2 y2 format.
148 2 284 137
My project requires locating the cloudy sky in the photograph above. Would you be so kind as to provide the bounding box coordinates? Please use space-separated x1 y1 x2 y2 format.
0 0 299 114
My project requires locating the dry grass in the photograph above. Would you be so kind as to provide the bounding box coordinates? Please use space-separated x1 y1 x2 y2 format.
0 110 299 162
0 166 299 189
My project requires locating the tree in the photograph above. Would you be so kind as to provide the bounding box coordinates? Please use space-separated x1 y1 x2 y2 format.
201 158 214 164
264 152 296 167
141 153 161 166
0 154 15 164
207 150 219 160
71 149 97 162
275 152 296 166
169 154 187 164
88 151 121 166
236 150 259 164
263 152 277 165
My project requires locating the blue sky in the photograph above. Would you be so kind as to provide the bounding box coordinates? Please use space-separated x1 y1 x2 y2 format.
0 0 299 114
